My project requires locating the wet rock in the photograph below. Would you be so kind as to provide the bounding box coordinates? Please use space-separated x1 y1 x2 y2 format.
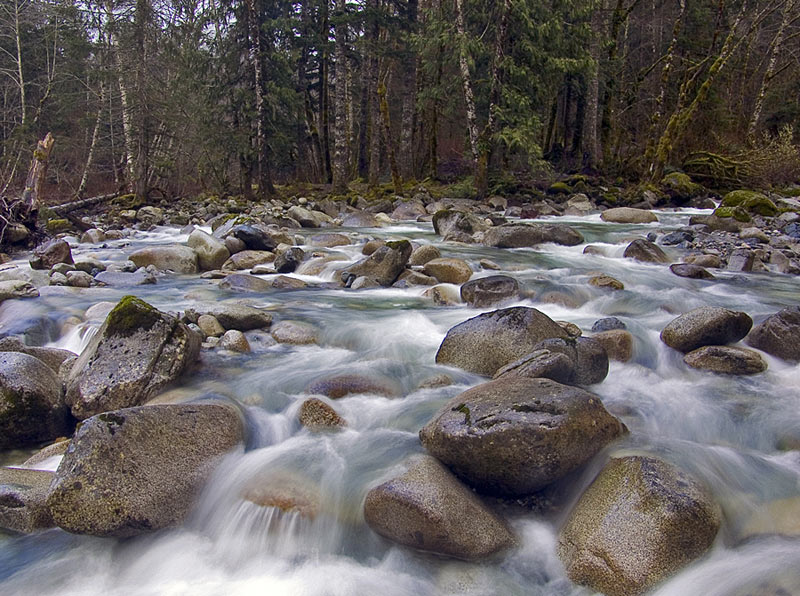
187 229 230 271
49 272 67 286
483 223 584 248
307 373 400 398
0 352 72 449
670 263 715 279
224 235 246 254
390 200 427 220
408 244 441 266
588 274 624 290
361 239 385 255
188 304 272 331
271 275 307 289
436 307 567 377
80 229 106 244
492 349 575 384
271 320 319 344
65 270 93 288
0 279 39 302
479 258 502 270
683 345 767 375
460 275 520 308
600 207 658 224
591 317 626 332
221 249 275 271
64 296 201 420
364 455 515 560
230 224 278 251
557 321 582 337
660 230 694 245
274 247 305 273
433 210 490 242
136 206 164 225
218 329 250 353
47 401 244 537
424 284 461 305
558 455 720 596
660 306 753 353
684 254 721 268
342 212 382 227
422 258 473 284
309 233 350 248
533 337 609 385
129 245 199 274
94 269 155 286
395 269 437 287
623 239 670 263
339 240 412 287
746 307 800 361
0 467 55 533
287 206 333 228
419 377 625 496
417 374 454 389
0 336 75 373
197 314 225 337
592 329 634 362
30 239 73 270
219 273 273 293
298 397 346 430
727 248 755 272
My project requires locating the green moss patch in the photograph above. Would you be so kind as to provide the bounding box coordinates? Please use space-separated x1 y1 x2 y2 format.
105 296 162 337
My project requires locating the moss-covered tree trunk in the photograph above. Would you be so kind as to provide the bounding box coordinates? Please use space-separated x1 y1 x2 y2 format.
378 80 403 195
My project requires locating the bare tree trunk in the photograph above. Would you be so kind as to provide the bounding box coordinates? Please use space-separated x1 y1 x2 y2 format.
13 0 27 126
132 0 152 204
332 0 349 193
400 0 419 180
320 1 332 183
378 78 403 195
246 0 275 197
367 3 381 187
582 3 603 169
453 0 479 164
78 83 105 197
21 133 54 219
104 1 134 184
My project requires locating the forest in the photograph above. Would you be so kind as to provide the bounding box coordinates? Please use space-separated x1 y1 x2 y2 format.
1 0 799 208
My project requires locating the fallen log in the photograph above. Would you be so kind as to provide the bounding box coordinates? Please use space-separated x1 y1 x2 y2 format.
48 192 121 215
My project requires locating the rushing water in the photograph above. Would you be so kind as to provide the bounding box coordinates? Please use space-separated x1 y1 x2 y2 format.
1 210 799 595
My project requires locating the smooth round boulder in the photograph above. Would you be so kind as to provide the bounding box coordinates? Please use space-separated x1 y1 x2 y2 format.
46 402 245 537
230 224 278 251
623 239 670 263
306 373 400 399
534 336 609 385
558 456 721 596
492 349 575 384
588 274 624 290
129 246 199 274
218 329 250 352
342 212 382 228
660 306 753 353
339 240 412 287
408 244 441 266
221 250 275 271
271 320 319 344
482 223 584 248
0 279 39 302
423 258 473 284
683 345 767 375
219 273 273 293
0 336 75 373
364 455 515 560
419 377 626 496
187 229 230 271
746 306 800 361
669 263 715 279
30 239 73 270
432 210 490 242
0 352 72 450
435 307 568 377
591 317 626 332
592 329 634 362
298 398 346 430
460 275 520 308
0 467 55 533
274 247 305 273
600 207 658 224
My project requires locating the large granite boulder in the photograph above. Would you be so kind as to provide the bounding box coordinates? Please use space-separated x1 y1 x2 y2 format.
287 206 333 228
623 239 670 263
274 247 305 273
129 245 199 273
187 229 230 271
419 377 626 496
600 207 658 224
492 349 575 384
298 398 346 430
661 306 752 353
47 401 245 537
29 239 73 270
422 258 473 284
460 275 520 308
64 296 201 419
432 210 490 242
0 352 72 450
533 336 609 385
746 307 800 361
228 223 279 251
683 345 767 375
558 455 721 596
221 250 275 271
435 307 568 377
364 455 515 560
339 240 412 287
0 467 55 533
187 303 273 331
0 336 75 373
483 223 584 248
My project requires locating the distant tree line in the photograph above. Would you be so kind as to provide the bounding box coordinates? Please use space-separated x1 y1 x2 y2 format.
1 0 798 203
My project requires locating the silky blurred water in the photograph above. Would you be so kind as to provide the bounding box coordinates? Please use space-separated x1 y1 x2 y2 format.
1 209 799 595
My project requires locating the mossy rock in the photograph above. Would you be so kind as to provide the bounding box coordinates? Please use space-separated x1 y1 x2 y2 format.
713 206 751 222
601 192 618 206
547 182 572 195
45 219 72 234
113 194 142 209
661 172 702 199
105 296 161 337
721 190 778 217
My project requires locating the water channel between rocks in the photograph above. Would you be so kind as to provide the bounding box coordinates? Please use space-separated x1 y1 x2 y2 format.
1 209 799 595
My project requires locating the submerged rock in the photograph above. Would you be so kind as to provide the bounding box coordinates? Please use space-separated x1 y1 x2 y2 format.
483 223 583 248
661 306 752 353
435 307 568 377
0 279 39 302
64 296 201 419
298 398 346 430
670 263 715 279
306 373 400 399
684 345 767 375
47 402 245 537
364 455 515 560
558 455 721 596
422 257 473 284
600 207 658 224
746 306 800 361
460 275 520 308
419 377 626 496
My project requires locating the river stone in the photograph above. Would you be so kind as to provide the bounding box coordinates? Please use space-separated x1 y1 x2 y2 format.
534 337 609 385
492 349 575 384
623 239 670 263
129 245 199 274
660 306 753 353
197 314 225 337
364 455 515 560
361 239 385 255
727 248 755 272
230 224 278 251
685 254 721 268
592 329 634 362
65 270 93 288
460 275 520 308
271 320 319 344
0 467 55 533
307 373 401 399
0 279 39 302
218 329 250 353
342 212 382 227
187 229 230 271
94 269 155 286
219 273 273 293
287 206 333 228
339 240 412 287
64 296 201 420
588 274 624 290
274 247 305 273
391 200 427 220
47 402 245 537
557 321 583 337
424 284 461 306
396 269 437 287
436 307 568 377
298 398 346 430
0 352 72 449
30 239 73 270
271 275 307 289
80 228 106 244
408 244 441 266
683 345 767 375
483 223 584 248
136 206 164 225
591 317 626 332
309 233 350 248
432 210 490 242
423 258 473 284
242 470 321 520
746 307 800 361
0 336 75 373
600 207 658 224
670 263 715 279
189 304 272 331
221 250 275 271
419 377 626 496
558 455 721 596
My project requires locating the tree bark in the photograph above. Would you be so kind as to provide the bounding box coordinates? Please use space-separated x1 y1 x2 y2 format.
378 78 403 195
454 0 479 165
582 3 603 169
400 0 419 180
78 83 104 198
21 133 54 218
332 0 349 193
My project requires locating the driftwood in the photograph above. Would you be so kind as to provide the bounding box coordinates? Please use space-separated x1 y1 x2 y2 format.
48 192 121 215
